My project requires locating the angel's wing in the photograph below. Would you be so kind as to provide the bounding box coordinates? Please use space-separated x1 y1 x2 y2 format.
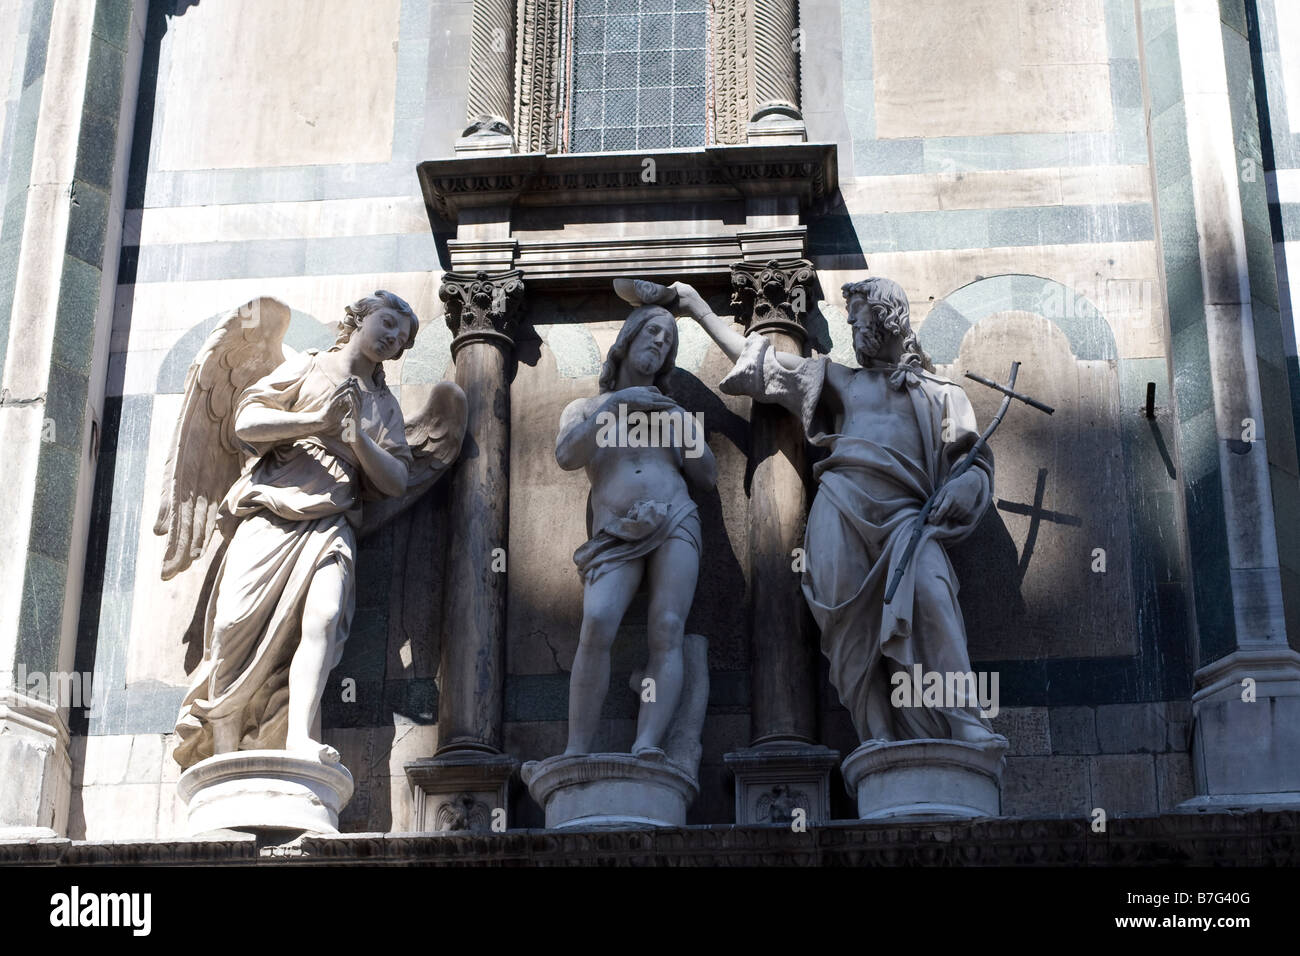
153 297 293 580
359 381 468 538
406 381 469 480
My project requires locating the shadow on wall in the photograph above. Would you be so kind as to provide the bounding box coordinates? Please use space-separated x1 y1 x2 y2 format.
921 275 1143 665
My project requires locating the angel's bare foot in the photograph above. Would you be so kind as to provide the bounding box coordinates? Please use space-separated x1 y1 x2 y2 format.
287 736 341 764
632 745 666 762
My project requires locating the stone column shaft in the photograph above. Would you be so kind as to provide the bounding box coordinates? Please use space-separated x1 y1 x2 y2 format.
407 269 524 833
732 259 817 743
435 270 524 753
725 259 837 825
747 391 816 744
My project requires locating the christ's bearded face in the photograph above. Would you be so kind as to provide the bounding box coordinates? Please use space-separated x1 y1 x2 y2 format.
626 311 675 378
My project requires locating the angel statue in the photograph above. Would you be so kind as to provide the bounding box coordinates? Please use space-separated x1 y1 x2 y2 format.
154 292 467 770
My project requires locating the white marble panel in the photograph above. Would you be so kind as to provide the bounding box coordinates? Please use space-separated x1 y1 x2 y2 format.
156 0 401 170
872 0 1112 138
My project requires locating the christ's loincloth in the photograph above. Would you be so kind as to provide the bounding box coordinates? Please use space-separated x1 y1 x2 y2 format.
574 498 701 584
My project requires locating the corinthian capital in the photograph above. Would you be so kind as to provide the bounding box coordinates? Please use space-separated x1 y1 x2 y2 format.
440 270 526 355
730 258 815 341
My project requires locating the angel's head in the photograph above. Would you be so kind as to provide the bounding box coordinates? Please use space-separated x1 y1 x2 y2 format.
334 291 420 379
841 276 933 371
599 305 678 393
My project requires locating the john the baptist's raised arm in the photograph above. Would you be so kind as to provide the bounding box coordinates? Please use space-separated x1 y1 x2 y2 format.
670 281 806 371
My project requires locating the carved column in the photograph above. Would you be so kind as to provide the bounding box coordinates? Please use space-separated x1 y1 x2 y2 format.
456 0 517 153
406 269 524 832
723 259 837 825
747 0 806 141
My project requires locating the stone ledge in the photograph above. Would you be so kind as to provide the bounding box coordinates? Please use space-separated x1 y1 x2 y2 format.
417 143 839 220
1 811 1296 866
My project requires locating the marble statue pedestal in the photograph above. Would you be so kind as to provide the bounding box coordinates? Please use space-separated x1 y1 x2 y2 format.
842 737 1008 822
522 753 699 829
177 750 354 837
724 743 839 825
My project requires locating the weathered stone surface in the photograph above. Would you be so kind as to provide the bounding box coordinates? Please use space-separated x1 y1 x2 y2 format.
1002 755 1091 819
155 0 401 170
991 707 1051 756
1156 752 1194 811
1050 706 1099 755
1096 703 1168 754
1090 754 1158 816
871 0 1112 139
9 811 1298 867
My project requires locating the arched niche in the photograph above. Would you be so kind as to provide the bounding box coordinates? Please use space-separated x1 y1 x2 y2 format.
921 276 1136 661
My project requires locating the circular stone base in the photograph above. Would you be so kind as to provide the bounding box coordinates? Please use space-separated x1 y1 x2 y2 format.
521 753 699 829
842 736 1008 822
177 750 355 836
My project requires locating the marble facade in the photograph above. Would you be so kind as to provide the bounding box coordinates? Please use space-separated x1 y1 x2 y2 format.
0 0 1296 858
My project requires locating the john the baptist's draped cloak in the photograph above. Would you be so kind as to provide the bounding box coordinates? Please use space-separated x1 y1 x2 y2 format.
720 333 994 741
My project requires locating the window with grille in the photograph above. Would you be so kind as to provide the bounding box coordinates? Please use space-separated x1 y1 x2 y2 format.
565 0 709 153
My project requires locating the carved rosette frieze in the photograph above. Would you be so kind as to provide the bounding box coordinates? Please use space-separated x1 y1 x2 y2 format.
464 0 517 135
712 0 750 145
440 269 526 355
730 258 814 341
515 0 563 152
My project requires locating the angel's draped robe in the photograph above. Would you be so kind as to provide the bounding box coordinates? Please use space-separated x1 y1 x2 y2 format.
719 333 997 743
173 351 412 767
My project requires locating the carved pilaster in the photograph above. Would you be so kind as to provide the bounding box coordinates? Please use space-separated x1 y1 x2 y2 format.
440 269 526 354
458 0 518 152
730 258 814 342
712 0 750 145
515 0 564 153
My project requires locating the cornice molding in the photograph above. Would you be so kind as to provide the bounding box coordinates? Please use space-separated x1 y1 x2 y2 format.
417 143 838 222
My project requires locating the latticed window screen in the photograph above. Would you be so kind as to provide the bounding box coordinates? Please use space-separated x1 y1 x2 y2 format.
567 0 708 152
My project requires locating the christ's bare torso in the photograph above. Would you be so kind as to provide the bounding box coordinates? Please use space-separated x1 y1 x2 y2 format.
575 395 693 530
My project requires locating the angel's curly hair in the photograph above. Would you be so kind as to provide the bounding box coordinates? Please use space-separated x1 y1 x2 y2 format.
598 305 679 393
332 290 420 388
841 276 933 372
